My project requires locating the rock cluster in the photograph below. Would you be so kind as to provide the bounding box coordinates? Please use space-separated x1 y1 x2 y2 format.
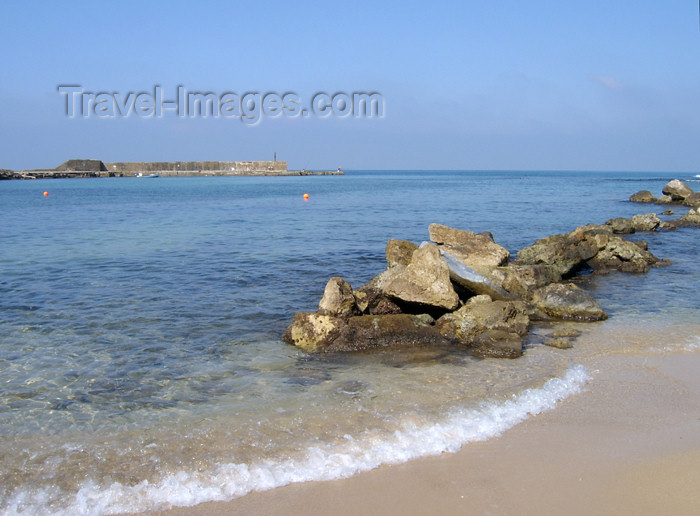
630 179 700 229
282 205 682 358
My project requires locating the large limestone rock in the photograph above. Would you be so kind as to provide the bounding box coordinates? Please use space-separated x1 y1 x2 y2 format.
676 207 700 227
428 223 510 272
516 224 661 276
384 243 460 311
318 277 358 316
606 217 635 234
662 180 693 201
630 190 657 203
436 299 530 358
530 283 607 321
438 248 518 301
282 313 342 352
586 234 659 273
499 264 560 299
683 192 700 208
631 213 661 231
386 239 418 268
514 232 598 280
282 312 448 353
353 285 402 315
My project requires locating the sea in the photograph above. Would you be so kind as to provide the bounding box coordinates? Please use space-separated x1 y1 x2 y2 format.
1 170 698 515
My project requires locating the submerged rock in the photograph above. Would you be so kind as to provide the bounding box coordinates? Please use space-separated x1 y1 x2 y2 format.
545 337 573 349
282 312 448 353
530 283 607 321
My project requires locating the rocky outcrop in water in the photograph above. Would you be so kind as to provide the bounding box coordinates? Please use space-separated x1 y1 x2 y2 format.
631 179 700 208
514 223 661 275
662 179 694 201
629 190 656 203
282 199 686 358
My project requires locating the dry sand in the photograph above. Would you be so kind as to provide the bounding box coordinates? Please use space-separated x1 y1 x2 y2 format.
147 350 700 516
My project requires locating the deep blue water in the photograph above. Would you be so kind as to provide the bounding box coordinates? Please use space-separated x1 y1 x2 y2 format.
0 171 698 514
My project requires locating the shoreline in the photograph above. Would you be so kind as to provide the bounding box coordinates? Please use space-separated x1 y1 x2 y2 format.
147 347 700 516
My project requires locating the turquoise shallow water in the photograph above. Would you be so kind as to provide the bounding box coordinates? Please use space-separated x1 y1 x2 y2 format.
0 171 698 514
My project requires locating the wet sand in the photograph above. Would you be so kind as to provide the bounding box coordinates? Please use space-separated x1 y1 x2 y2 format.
149 349 700 516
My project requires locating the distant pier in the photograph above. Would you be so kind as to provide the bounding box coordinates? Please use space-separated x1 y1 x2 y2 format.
1 159 344 179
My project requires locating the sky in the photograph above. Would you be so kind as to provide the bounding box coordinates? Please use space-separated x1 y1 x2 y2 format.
1 0 700 172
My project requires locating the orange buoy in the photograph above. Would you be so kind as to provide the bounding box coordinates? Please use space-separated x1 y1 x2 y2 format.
303 193 310 200
43 191 49 197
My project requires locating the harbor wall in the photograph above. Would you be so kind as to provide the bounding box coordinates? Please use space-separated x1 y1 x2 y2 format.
7 159 343 178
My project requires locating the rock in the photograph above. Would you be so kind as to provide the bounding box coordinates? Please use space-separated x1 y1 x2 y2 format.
318 277 359 316
629 190 657 203
552 327 581 338
438 247 519 301
531 283 607 321
353 286 402 315
282 312 449 353
282 313 342 352
631 213 661 231
656 194 673 204
660 221 678 231
516 224 661 277
661 209 674 216
436 300 530 358
499 264 560 299
514 232 598 280
545 337 572 349
386 239 418 268
428 223 510 272
466 294 493 305
676 207 700 227
662 180 694 201
684 192 700 208
586 234 659 273
605 217 635 234
384 243 460 311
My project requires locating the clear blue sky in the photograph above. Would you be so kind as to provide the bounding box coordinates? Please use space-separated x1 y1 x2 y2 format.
2 0 699 171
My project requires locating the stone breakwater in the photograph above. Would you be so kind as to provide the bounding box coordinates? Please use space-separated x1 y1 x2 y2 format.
283 179 700 358
0 159 343 179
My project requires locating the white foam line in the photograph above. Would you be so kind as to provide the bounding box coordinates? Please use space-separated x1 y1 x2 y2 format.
656 334 700 353
3 365 590 516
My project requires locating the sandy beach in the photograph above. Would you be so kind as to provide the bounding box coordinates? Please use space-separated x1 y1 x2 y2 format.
148 346 700 516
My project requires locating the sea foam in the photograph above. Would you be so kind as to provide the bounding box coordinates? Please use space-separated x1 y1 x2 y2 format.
3 365 590 516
